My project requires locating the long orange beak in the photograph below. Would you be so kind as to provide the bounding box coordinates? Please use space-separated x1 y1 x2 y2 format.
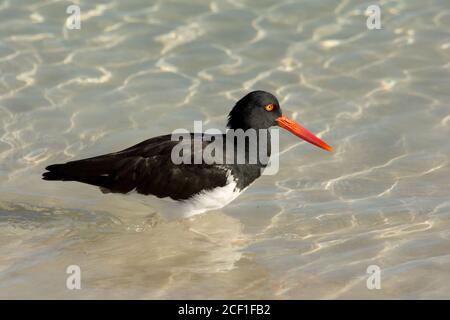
276 115 332 152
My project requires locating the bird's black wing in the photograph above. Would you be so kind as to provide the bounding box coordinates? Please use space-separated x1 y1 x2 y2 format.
42 134 229 200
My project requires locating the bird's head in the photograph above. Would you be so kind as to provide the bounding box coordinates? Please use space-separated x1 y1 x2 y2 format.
227 90 332 152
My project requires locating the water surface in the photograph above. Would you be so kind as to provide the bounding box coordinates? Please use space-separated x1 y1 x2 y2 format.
1 0 450 299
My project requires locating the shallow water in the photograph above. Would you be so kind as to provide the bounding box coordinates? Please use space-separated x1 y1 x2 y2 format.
1 0 450 299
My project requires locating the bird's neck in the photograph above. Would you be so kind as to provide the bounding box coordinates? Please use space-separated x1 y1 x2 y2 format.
225 129 271 167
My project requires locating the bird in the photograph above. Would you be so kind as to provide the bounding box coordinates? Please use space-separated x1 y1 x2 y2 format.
43 91 332 219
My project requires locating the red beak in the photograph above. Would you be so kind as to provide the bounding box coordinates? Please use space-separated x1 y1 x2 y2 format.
276 115 332 152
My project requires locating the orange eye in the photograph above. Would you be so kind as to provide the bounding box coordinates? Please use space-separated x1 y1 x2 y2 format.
264 104 274 112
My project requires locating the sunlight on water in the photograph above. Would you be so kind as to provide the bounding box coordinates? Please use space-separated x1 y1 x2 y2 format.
1 0 450 299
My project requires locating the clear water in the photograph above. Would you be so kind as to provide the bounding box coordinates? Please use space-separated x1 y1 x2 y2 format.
1 0 450 299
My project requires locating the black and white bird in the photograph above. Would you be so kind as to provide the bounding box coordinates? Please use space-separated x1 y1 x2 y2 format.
43 91 331 219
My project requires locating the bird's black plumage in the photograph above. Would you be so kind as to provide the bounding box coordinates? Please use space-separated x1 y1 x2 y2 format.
42 91 281 202
43 134 230 200
227 90 281 130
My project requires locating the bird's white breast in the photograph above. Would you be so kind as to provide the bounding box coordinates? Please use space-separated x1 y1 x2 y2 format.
181 178 241 217
127 171 244 219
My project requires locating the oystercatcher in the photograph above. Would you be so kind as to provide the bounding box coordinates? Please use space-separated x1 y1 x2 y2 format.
43 91 331 219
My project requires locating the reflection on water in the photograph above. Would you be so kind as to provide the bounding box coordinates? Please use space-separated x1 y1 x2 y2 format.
1 0 450 299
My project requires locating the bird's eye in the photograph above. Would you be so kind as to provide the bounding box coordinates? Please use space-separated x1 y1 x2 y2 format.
264 104 274 112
